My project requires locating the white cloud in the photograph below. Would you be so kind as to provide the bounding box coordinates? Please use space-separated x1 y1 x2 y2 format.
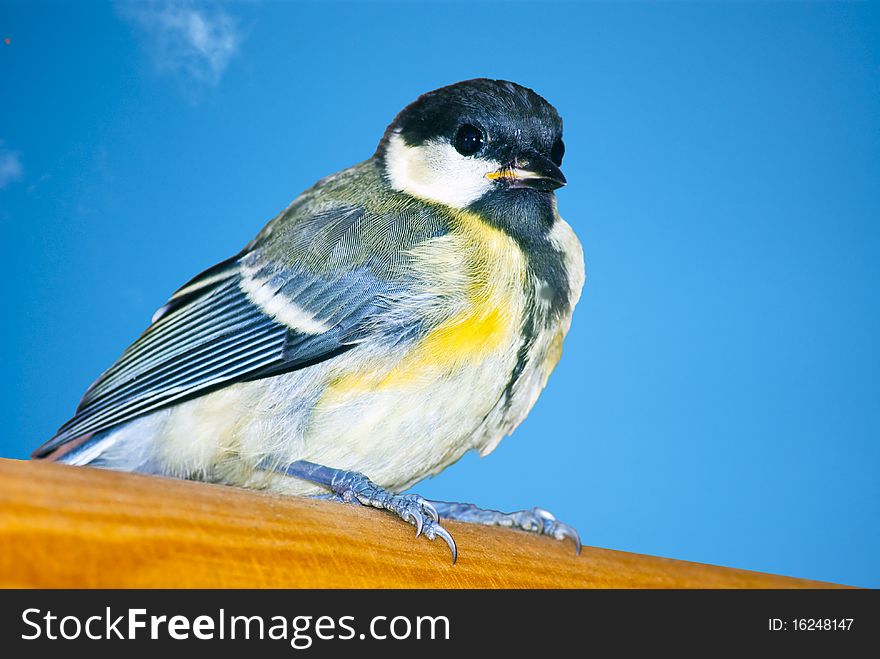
0 142 23 189
119 1 242 86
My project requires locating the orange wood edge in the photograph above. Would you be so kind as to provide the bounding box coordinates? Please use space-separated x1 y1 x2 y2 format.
0 459 847 588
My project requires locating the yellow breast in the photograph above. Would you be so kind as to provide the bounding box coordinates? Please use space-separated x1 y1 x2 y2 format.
325 210 527 394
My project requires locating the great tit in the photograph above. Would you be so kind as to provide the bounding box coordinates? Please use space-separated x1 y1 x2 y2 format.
33 79 585 562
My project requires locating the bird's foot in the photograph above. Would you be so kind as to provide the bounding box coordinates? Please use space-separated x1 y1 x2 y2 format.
290 460 456 562
429 501 581 555
330 472 457 562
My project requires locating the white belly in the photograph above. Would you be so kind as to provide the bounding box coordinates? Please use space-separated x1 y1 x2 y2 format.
143 337 516 494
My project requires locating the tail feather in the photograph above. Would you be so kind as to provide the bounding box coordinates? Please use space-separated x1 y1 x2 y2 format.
34 430 116 466
33 414 166 473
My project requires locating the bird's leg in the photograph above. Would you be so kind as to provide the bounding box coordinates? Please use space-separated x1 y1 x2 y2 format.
280 460 458 562
427 500 581 555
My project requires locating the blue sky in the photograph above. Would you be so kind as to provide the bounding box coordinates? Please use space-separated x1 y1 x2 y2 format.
1 1 878 587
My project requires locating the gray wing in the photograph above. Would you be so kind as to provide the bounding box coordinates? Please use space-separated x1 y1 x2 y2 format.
33 204 400 459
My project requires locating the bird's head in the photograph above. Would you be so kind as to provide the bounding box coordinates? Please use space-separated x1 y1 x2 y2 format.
377 79 565 211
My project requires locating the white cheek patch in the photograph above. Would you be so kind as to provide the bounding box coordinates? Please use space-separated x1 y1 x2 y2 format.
383 132 499 209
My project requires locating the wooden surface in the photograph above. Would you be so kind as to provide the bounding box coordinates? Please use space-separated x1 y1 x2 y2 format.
0 458 844 588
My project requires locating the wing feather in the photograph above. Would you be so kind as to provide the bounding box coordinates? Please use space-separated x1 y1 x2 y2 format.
33 275 295 457
34 258 385 459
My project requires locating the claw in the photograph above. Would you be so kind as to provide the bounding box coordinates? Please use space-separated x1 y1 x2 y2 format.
421 498 440 522
430 523 458 564
556 523 582 555
530 507 580 555
413 513 424 538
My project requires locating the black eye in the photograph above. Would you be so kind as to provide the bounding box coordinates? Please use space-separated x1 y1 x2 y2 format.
550 138 565 166
453 124 484 156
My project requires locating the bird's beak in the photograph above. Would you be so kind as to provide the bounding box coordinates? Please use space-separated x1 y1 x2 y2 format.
486 153 567 191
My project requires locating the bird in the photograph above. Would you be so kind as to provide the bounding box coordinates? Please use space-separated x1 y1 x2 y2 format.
32 79 585 562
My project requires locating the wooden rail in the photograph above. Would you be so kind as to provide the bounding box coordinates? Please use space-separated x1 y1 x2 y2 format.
0 459 844 588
